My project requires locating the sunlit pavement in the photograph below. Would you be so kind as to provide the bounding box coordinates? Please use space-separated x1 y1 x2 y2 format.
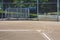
0 21 60 40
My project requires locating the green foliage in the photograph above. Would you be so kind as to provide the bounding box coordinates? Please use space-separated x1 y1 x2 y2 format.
0 0 2 2
30 13 37 18
3 0 57 13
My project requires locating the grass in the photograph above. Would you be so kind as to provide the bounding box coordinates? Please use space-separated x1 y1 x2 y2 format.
48 12 60 15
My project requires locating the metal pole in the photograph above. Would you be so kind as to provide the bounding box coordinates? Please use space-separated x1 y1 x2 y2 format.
28 8 30 19
2 0 3 20
57 0 59 21
37 0 39 20
17 8 18 20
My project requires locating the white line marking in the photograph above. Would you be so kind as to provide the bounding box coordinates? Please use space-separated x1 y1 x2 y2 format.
42 33 51 40
37 30 52 40
0 30 33 31
0 30 41 32
36 30 41 32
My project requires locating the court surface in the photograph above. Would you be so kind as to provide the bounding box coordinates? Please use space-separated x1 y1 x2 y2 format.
0 21 60 40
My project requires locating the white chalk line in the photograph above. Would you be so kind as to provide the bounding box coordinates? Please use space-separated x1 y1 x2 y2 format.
36 30 52 40
0 30 41 32
42 33 51 40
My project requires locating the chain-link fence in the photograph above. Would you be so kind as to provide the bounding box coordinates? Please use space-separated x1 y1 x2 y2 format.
0 0 60 21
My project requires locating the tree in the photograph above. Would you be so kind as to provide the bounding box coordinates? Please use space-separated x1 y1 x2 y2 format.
39 0 57 14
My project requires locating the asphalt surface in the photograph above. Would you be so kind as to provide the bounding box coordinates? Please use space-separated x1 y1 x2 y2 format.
0 21 60 40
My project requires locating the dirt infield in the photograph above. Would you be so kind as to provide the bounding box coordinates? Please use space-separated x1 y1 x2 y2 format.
0 21 60 40
0 21 60 31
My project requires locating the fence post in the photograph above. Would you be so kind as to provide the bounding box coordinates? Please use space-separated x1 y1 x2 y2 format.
57 0 59 21
37 0 39 21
